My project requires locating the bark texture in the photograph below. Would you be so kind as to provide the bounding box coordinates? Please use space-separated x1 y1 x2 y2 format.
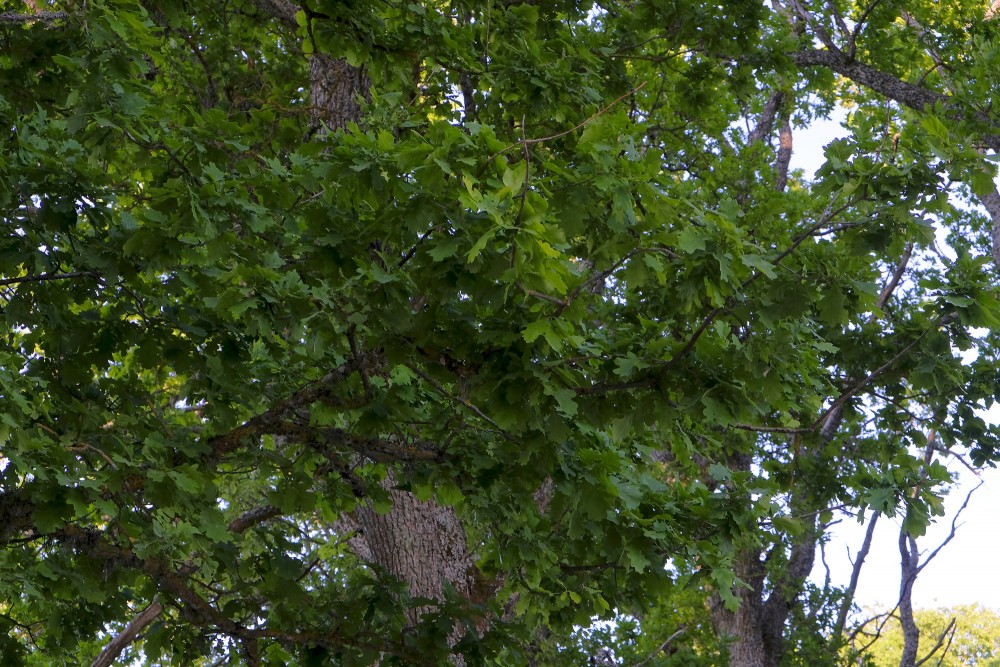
898 532 920 667
709 552 768 667
310 53 371 133
976 190 1000 269
347 474 480 627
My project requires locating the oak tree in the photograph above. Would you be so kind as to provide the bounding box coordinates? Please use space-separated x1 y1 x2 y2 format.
1 1 999 666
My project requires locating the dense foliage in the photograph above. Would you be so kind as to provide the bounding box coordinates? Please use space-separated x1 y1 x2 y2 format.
1 0 1000 665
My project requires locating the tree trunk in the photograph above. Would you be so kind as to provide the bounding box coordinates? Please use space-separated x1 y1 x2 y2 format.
247 0 486 647
299 22 486 654
345 474 483 628
309 53 370 133
710 551 769 667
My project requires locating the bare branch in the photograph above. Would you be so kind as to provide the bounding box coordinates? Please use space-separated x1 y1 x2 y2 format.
914 617 956 667
915 481 982 577
0 10 68 24
631 625 688 667
833 513 879 639
91 601 163 667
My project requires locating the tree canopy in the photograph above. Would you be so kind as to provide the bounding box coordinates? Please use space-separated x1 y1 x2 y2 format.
1 0 1000 665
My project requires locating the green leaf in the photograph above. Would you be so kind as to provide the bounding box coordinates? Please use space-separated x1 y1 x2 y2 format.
741 253 776 279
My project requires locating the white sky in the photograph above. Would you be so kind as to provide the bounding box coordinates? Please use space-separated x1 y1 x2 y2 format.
791 113 1000 612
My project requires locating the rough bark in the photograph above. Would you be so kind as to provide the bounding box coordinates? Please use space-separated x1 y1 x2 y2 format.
775 118 793 191
976 190 1000 269
309 53 371 133
347 474 481 627
710 551 768 667
897 532 920 667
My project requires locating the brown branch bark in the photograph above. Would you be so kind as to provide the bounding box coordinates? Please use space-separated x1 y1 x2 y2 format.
91 601 163 667
775 118 793 191
247 0 298 28
90 505 283 666
832 513 879 640
748 92 785 144
898 530 921 667
207 352 379 459
791 49 947 119
977 190 1000 268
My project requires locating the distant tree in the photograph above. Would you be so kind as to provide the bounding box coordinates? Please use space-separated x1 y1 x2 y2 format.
860 605 1000 667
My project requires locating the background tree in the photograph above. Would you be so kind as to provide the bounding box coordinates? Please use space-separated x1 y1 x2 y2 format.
860 605 1000 667
1 1 1000 666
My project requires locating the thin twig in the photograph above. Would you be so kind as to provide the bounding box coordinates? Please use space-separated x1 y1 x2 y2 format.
914 481 982 577
406 364 518 443
0 271 99 287
914 617 956 667
631 625 688 667
484 82 647 167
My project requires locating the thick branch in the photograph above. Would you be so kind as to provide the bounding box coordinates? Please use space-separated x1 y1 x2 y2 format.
898 531 920 667
748 92 785 144
91 601 163 667
227 505 282 533
792 49 944 113
207 352 380 459
90 504 282 666
976 190 1000 268
792 49 1000 152
247 0 298 28
775 118 793 191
